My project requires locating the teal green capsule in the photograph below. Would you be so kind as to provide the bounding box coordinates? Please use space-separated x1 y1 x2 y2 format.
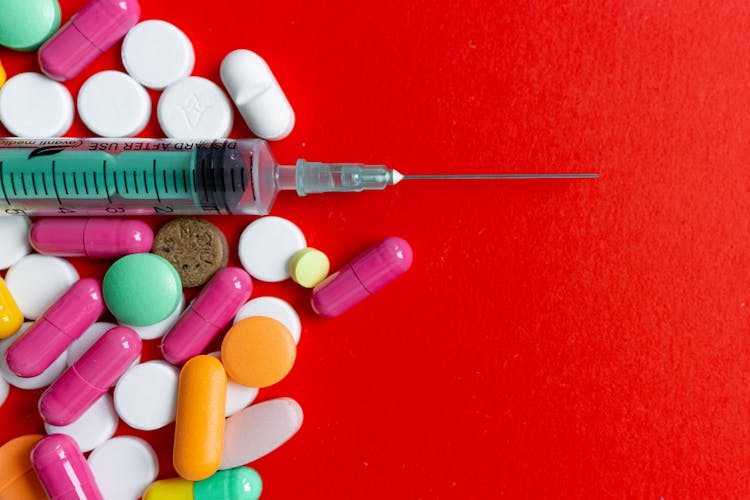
143 467 263 500
0 0 61 51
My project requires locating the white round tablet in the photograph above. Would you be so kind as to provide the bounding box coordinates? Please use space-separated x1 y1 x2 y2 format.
120 293 185 340
0 323 68 389
4 255 79 319
0 376 8 407
114 360 179 430
44 394 118 452
208 352 258 417
121 20 195 90
0 72 74 137
0 216 31 270
66 322 118 367
88 436 159 500
78 71 151 137
157 76 234 139
220 397 304 469
238 217 306 282
234 296 301 344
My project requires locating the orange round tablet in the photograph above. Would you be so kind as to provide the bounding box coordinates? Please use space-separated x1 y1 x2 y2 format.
221 316 296 388
0 434 46 500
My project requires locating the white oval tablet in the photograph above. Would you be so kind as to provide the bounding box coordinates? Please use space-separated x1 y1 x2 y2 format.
238 217 306 282
44 394 118 452
234 296 301 344
0 72 74 137
0 376 8 407
113 360 179 430
0 323 68 389
88 436 159 500
219 397 303 469
119 293 185 340
0 216 31 270
78 71 151 137
207 352 258 417
121 20 195 90
66 322 118 367
4 254 79 319
220 49 295 140
157 76 234 139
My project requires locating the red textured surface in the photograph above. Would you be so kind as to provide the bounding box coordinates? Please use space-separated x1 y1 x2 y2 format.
1 0 749 498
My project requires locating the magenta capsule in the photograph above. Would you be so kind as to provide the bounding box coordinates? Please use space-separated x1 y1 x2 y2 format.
39 0 141 82
40 326 141 426
31 434 103 500
161 267 252 365
311 237 413 318
6 278 104 378
30 218 154 258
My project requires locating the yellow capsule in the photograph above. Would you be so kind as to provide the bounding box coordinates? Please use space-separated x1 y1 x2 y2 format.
143 478 193 500
0 58 5 88
0 277 23 339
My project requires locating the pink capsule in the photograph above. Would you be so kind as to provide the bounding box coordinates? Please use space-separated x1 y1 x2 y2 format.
30 218 154 258
39 0 141 82
161 267 252 365
311 237 413 318
31 434 103 500
6 278 104 378
40 326 141 426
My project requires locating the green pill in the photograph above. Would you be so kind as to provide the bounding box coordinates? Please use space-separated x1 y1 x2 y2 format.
0 0 61 51
103 253 182 326
194 467 263 500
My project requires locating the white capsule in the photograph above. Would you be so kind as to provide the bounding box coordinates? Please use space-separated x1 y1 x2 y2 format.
220 49 295 141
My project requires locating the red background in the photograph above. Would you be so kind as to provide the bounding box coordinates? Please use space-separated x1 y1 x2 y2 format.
1 0 749 498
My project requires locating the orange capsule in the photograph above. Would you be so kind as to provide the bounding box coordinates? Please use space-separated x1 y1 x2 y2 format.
0 277 22 339
173 355 226 481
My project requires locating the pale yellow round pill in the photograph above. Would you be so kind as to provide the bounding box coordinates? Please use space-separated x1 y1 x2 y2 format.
289 248 330 288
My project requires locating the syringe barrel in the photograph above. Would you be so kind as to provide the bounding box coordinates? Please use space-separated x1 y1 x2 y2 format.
0 138 280 216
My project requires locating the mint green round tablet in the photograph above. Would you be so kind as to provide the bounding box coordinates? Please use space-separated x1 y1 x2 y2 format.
0 0 61 51
103 253 182 326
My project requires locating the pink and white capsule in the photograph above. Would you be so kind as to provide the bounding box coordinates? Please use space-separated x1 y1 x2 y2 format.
40 326 141 426
30 218 154 258
6 278 104 378
31 434 104 500
161 267 252 365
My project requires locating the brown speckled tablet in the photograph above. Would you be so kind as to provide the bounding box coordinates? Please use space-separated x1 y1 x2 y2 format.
152 218 229 288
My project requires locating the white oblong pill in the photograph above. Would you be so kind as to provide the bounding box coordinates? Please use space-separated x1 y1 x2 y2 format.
0 376 8 407
0 216 31 270
66 322 118 367
120 293 185 340
220 49 295 141
113 360 178 430
78 71 151 138
219 397 303 469
233 296 301 345
157 76 234 139
0 323 68 389
0 72 74 137
4 254 79 319
88 436 159 500
238 216 306 282
44 394 118 453
207 352 258 417
121 20 195 90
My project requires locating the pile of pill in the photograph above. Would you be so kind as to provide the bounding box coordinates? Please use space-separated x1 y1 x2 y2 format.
0 1 413 498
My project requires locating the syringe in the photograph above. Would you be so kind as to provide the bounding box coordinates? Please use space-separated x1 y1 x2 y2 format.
0 138 598 216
